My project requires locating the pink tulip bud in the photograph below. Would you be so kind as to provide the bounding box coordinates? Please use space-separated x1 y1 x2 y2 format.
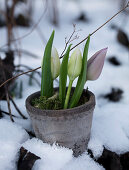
87 48 108 81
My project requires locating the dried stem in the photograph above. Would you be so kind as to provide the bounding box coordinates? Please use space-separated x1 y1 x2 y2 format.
15 69 41 86
14 49 40 59
4 0 22 65
60 24 80 58
69 1 129 53
9 95 27 119
0 67 41 88
0 0 48 49
0 58 14 122
0 48 40 59
5 90 14 122
15 64 41 76
34 23 47 45
5 0 12 49
26 74 40 86
0 2 129 89
49 0 59 26
1 109 17 118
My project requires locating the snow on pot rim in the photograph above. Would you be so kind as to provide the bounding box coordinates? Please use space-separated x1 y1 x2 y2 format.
26 88 96 117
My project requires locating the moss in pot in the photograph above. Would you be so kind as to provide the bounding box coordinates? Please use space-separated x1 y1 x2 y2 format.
26 31 108 157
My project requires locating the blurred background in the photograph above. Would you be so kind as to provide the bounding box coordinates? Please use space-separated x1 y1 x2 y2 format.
0 0 129 120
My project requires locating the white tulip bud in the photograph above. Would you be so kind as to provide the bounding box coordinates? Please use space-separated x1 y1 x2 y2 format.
51 46 60 79
68 48 82 81
42 46 60 80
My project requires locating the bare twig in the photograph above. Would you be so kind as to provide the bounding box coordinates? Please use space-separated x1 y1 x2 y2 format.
0 0 48 50
69 34 80 43
13 49 40 59
49 0 59 26
9 95 27 119
26 130 36 137
0 109 17 118
34 22 47 45
26 74 40 86
0 58 14 122
0 48 40 59
0 2 129 89
5 90 14 121
60 24 80 58
15 69 41 86
15 64 41 76
69 1 129 53
0 67 41 88
14 49 40 58
5 0 12 49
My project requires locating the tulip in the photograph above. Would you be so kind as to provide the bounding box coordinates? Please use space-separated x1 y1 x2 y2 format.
41 46 60 80
87 48 108 81
68 48 82 81
51 46 60 79
64 48 82 109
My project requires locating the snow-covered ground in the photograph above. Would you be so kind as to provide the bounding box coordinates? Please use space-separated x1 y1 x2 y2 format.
0 0 129 169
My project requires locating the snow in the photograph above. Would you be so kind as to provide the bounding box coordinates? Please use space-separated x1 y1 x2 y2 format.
61 153 104 170
23 138 73 170
88 105 129 157
0 119 29 170
0 142 19 170
0 119 29 143
22 138 104 170
0 0 129 169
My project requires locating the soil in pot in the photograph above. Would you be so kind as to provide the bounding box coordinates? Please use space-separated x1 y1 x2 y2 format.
31 88 89 110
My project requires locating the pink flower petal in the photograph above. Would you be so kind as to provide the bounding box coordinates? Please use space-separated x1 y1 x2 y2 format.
87 48 108 80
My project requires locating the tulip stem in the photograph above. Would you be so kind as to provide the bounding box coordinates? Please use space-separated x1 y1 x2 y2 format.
64 79 73 109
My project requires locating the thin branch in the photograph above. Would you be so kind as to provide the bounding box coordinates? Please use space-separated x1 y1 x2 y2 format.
0 109 17 118
0 48 40 59
0 67 41 88
5 89 14 121
26 74 41 87
51 0 59 26
15 69 41 86
0 58 14 122
0 0 48 50
34 22 47 45
26 130 36 137
15 64 41 76
9 95 27 119
69 1 129 53
69 34 80 43
14 49 40 58
60 24 80 58
0 2 129 89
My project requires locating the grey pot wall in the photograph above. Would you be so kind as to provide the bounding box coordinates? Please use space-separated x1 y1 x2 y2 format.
26 88 95 157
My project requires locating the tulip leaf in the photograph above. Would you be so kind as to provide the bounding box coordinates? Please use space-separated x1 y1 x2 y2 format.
69 36 90 108
41 30 55 98
59 45 72 106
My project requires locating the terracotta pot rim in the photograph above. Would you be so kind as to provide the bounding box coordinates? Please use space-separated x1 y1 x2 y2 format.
26 88 95 117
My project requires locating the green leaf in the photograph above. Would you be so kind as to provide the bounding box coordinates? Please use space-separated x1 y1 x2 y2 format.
41 30 55 98
69 35 90 108
59 44 72 106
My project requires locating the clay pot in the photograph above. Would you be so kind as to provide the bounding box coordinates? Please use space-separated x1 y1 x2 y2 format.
26 88 95 157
